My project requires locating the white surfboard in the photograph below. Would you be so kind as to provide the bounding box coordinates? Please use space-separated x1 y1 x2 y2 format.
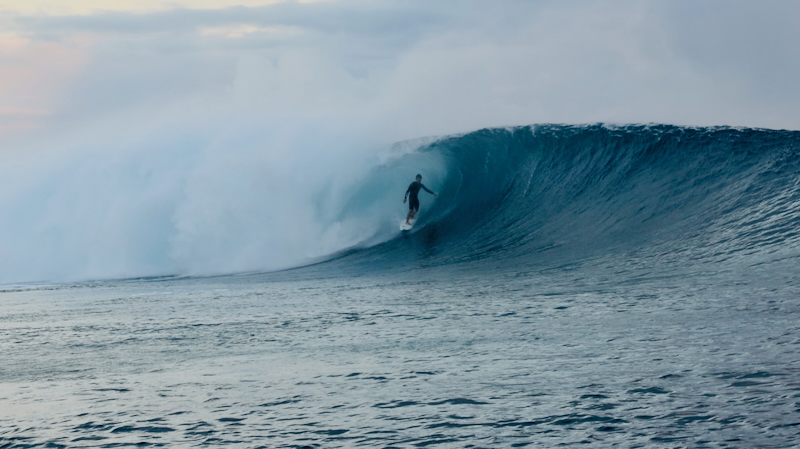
400 217 417 231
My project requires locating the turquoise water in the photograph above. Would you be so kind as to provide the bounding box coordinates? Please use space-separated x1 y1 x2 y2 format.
2 261 799 447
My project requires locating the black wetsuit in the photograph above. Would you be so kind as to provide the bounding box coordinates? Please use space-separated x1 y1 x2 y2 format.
405 181 433 211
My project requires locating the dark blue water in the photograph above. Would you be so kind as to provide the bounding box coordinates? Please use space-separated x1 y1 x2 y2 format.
2 124 800 447
328 124 800 274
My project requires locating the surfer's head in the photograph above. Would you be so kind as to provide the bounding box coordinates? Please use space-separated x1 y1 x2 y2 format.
416 174 422 181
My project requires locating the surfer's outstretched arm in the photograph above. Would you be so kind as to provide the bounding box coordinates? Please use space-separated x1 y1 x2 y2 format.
421 184 435 195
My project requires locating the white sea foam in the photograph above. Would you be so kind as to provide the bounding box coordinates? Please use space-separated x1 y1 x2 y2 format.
0 108 446 283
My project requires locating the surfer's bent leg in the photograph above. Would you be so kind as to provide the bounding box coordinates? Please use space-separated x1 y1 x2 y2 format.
406 197 420 224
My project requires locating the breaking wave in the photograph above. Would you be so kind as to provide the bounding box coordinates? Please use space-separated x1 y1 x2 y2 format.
314 124 800 277
4 123 800 283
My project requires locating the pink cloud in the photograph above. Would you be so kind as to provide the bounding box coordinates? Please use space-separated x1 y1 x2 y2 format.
0 35 89 138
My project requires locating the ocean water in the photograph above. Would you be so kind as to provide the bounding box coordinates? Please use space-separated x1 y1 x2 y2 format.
3 125 800 447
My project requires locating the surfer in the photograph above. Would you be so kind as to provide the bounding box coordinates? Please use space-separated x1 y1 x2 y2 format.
403 174 437 225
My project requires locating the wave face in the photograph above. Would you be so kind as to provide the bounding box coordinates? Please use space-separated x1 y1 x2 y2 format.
316 124 800 277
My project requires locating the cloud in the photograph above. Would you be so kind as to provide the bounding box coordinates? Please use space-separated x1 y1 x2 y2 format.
12 2 443 40
7 0 800 132
0 0 303 16
658 0 800 112
0 27 88 142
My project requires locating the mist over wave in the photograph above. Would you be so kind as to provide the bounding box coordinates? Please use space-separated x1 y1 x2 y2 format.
0 111 443 284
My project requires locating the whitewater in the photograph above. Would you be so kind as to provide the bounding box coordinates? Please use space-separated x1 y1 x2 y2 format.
2 124 800 447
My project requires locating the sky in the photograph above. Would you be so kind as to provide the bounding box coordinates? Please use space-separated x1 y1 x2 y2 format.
1 0 798 143
1 0 800 282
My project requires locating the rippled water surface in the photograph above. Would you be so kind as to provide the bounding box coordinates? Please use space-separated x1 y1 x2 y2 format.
2 263 799 448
